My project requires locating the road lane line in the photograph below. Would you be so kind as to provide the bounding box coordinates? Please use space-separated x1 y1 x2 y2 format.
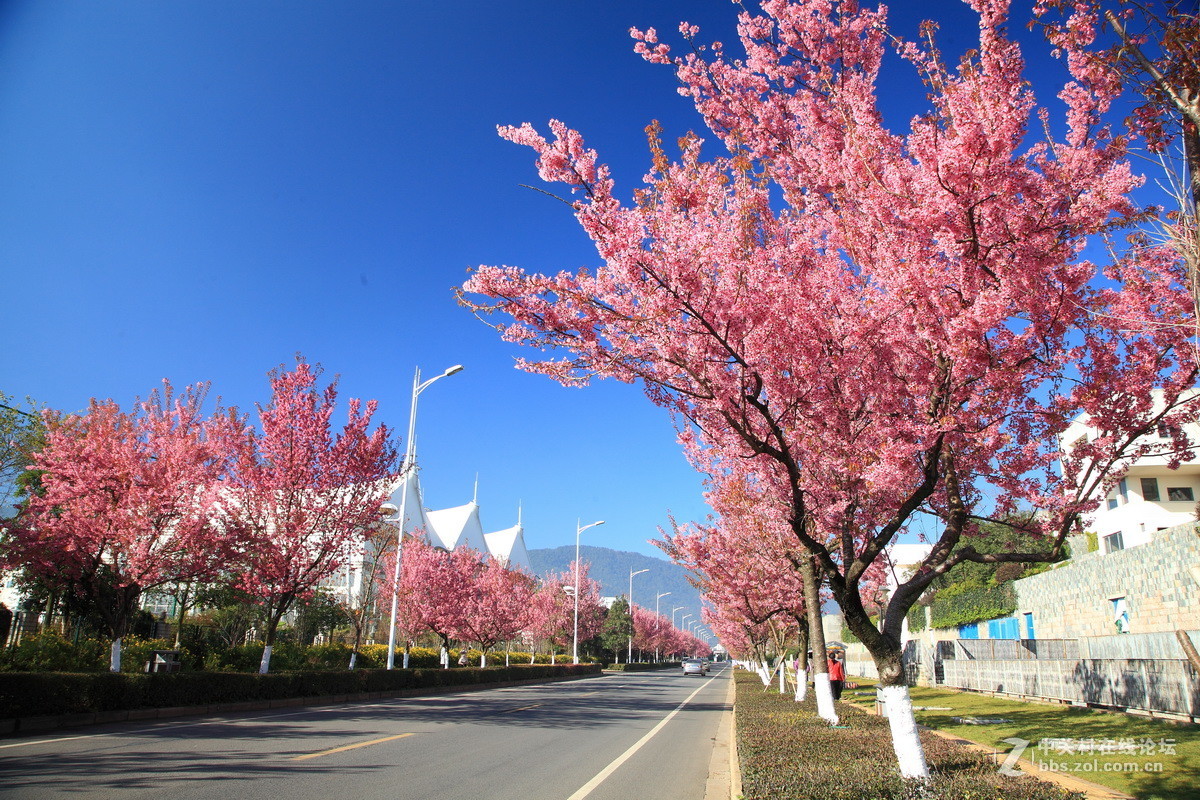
496 703 542 714
566 674 716 800
292 732 414 761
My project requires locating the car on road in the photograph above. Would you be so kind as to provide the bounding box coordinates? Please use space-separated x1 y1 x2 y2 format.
682 658 707 676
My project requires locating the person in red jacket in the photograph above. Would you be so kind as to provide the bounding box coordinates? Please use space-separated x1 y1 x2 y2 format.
827 652 846 700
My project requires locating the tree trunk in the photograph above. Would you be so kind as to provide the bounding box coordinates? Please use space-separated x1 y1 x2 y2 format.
174 583 191 649
260 609 285 675
799 554 837 724
110 638 122 672
349 622 364 670
794 622 810 702
842 601 930 779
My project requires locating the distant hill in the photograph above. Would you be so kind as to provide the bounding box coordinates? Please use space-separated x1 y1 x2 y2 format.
528 544 705 623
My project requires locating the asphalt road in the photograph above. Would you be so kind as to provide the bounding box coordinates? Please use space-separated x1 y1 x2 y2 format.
0 663 730 800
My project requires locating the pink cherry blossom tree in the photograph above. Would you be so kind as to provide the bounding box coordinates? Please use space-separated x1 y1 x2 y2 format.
6 382 229 671
385 537 477 661
455 556 536 666
215 360 398 674
461 0 1197 777
528 563 604 662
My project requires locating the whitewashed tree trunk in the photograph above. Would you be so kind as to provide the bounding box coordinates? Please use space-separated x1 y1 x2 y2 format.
259 644 273 674
530 652 535 664
348 651 358 670
480 651 487 668
813 673 839 725
794 663 808 702
778 658 786 693
757 662 770 686
402 649 410 668
109 638 122 673
879 685 930 779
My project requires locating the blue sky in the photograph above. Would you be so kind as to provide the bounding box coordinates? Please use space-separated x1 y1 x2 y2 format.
0 1 1132 558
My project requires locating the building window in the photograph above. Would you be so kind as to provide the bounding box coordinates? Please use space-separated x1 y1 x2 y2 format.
1107 495 1119 510
1111 597 1130 634
1167 486 1195 502
1104 531 1125 553
1140 477 1160 502
1158 423 1172 439
1118 478 1128 503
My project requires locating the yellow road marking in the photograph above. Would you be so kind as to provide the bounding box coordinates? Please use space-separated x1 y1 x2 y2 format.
293 732 414 761
498 703 542 714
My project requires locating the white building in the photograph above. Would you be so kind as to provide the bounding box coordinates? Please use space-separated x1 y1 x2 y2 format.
1061 396 1200 555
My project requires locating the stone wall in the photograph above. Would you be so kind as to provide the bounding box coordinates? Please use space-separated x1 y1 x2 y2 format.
1013 523 1200 640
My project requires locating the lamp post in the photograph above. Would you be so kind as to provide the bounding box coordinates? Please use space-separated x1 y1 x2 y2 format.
385 364 464 670
654 592 670 662
671 606 684 659
573 519 605 664
628 568 648 663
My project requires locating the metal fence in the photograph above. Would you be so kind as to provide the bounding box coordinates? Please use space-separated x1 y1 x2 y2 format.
941 657 1200 718
942 638 1079 661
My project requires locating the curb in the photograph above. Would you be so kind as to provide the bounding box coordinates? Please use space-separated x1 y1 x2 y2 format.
0 672 599 739
703 671 739 800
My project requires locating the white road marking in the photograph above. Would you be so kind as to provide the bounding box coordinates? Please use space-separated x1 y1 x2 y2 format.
565 673 716 800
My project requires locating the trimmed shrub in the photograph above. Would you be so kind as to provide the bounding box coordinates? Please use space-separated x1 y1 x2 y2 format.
733 669 1079 800
606 662 677 671
0 663 602 720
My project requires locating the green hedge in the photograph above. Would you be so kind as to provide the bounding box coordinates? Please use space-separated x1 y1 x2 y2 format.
733 669 1078 799
606 661 679 672
0 634 588 674
0 663 601 720
929 582 1017 629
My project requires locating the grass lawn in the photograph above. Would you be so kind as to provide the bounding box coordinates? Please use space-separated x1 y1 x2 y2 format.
845 676 1200 800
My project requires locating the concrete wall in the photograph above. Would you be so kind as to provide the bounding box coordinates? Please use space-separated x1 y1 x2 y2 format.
1014 523 1200 640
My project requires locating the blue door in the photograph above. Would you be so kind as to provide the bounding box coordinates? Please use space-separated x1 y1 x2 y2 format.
1023 612 1035 639
958 622 979 639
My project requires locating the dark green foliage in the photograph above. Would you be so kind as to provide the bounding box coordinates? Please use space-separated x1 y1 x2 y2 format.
733 670 1080 800
905 602 927 633
929 583 1017 629
0 664 602 720
601 597 632 657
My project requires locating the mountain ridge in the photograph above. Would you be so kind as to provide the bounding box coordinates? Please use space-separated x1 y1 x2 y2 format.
527 544 705 627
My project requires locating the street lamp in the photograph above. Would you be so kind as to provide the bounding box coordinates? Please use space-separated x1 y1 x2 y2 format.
628 568 648 663
654 592 671 662
573 519 605 664
671 606 684 659
386 364 464 670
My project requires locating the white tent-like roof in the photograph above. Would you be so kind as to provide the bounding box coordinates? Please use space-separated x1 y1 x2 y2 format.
484 523 532 573
380 471 433 543
425 501 489 554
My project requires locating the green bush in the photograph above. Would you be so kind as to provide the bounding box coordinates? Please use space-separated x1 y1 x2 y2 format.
0 631 107 672
0 663 602 720
733 669 1079 800
606 662 677 671
929 582 1016 629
